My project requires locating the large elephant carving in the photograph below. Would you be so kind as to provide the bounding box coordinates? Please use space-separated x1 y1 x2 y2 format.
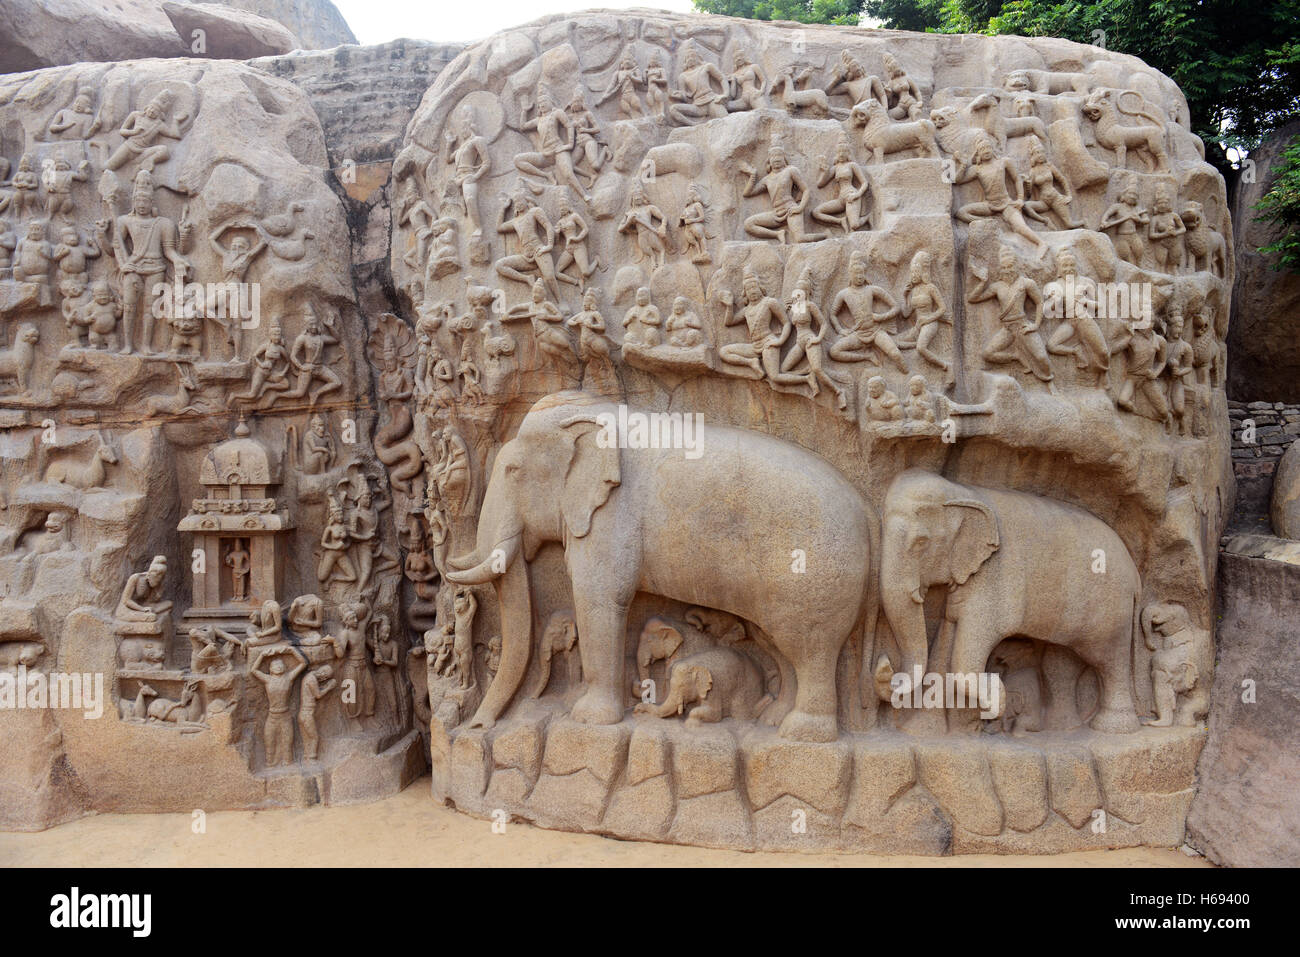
877 469 1139 733
444 392 879 742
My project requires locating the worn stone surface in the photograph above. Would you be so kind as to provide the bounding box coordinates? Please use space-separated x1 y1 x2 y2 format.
163 1 299 59
219 0 355 50
1187 550 1300 866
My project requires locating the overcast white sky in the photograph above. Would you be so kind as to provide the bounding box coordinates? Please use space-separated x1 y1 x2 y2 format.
333 0 698 45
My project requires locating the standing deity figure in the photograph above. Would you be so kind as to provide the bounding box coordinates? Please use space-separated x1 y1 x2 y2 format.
302 413 335 474
669 48 728 125
1099 175 1150 266
716 265 807 394
1164 308 1195 435
224 540 251 602
250 646 307 767
784 270 850 411
113 170 189 354
452 587 478 691
442 104 490 250
555 200 603 281
1023 140 1084 229
618 183 671 268
967 246 1056 393
495 190 566 301
1147 183 1186 273
895 250 952 379
738 141 826 244
645 53 671 121
338 602 377 718
515 87 591 203
813 136 872 234
677 183 713 264
10 154 43 219
726 48 768 112
371 616 406 725
298 664 336 761
458 338 485 403
209 221 267 358
106 90 187 172
826 250 908 373
596 53 646 119
1044 249 1109 389
283 306 343 406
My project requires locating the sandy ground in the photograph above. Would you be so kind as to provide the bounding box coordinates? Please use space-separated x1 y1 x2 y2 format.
0 776 1211 867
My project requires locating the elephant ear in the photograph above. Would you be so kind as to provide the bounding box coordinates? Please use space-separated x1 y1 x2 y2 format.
945 498 999 587
687 664 713 702
559 416 621 539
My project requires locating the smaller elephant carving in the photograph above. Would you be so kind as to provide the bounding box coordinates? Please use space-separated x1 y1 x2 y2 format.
990 639 1043 734
1141 601 1213 727
634 648 772 725
528 610 579 698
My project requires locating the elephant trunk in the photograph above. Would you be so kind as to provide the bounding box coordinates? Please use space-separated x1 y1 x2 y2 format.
466 554 531 729
880 581 929 700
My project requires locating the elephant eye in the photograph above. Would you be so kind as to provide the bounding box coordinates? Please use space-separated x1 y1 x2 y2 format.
504 463 520 477
911 535 929 551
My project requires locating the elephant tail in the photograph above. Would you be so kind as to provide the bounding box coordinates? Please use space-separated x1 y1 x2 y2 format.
858 505 882 706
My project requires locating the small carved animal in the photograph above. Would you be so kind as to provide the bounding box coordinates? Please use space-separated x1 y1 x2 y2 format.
639 142 703 181
528 610 579 698
43 437 118 489
0 324 39 395
1180 201 1227 277
1082 88 1169 172
968 93 1046 152
852 98 937 164
769 68 831 117
634 647 772 725
118 637 166 670
0 641 45 668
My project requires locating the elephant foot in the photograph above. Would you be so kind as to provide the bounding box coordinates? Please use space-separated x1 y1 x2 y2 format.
777 709 837 742
571 688 625 725
1090 706 1139 734
1142 714 1174 728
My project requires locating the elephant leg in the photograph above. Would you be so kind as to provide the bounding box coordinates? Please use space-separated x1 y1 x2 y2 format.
571 599 630 725
1081 639 1139 733
946 616 997 732
777 645 838 742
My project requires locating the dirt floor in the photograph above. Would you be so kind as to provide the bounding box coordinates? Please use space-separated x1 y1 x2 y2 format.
0 776 1211 867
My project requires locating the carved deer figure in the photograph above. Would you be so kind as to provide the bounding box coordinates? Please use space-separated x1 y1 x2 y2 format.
1082 88 1169 172
44 433 118 489
0 323 39 395
769 67 831 117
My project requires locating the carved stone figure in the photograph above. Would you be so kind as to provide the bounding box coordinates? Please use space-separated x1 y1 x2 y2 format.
113 170 189 354
813 136 871 234
738 140 825 244
1141 602 1212 727
827 251 907 371
635 648 772 724
877 470 1140 732
850 97 938 165
967 246 1055 392
1081 88 1170 173
1100 174 1150 266
444 394 880 742
250 646 307 766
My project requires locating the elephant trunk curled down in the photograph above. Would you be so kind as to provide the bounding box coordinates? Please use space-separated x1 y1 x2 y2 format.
445 391 880 742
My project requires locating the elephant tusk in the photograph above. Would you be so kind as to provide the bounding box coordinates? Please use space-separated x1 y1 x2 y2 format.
445 535 521 585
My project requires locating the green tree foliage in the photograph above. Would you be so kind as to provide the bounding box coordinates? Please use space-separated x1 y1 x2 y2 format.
692 0 868 25
1256 136 1300 272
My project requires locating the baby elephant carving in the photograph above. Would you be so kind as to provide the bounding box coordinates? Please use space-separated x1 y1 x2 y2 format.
528 610 579 698
635 648 772 725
